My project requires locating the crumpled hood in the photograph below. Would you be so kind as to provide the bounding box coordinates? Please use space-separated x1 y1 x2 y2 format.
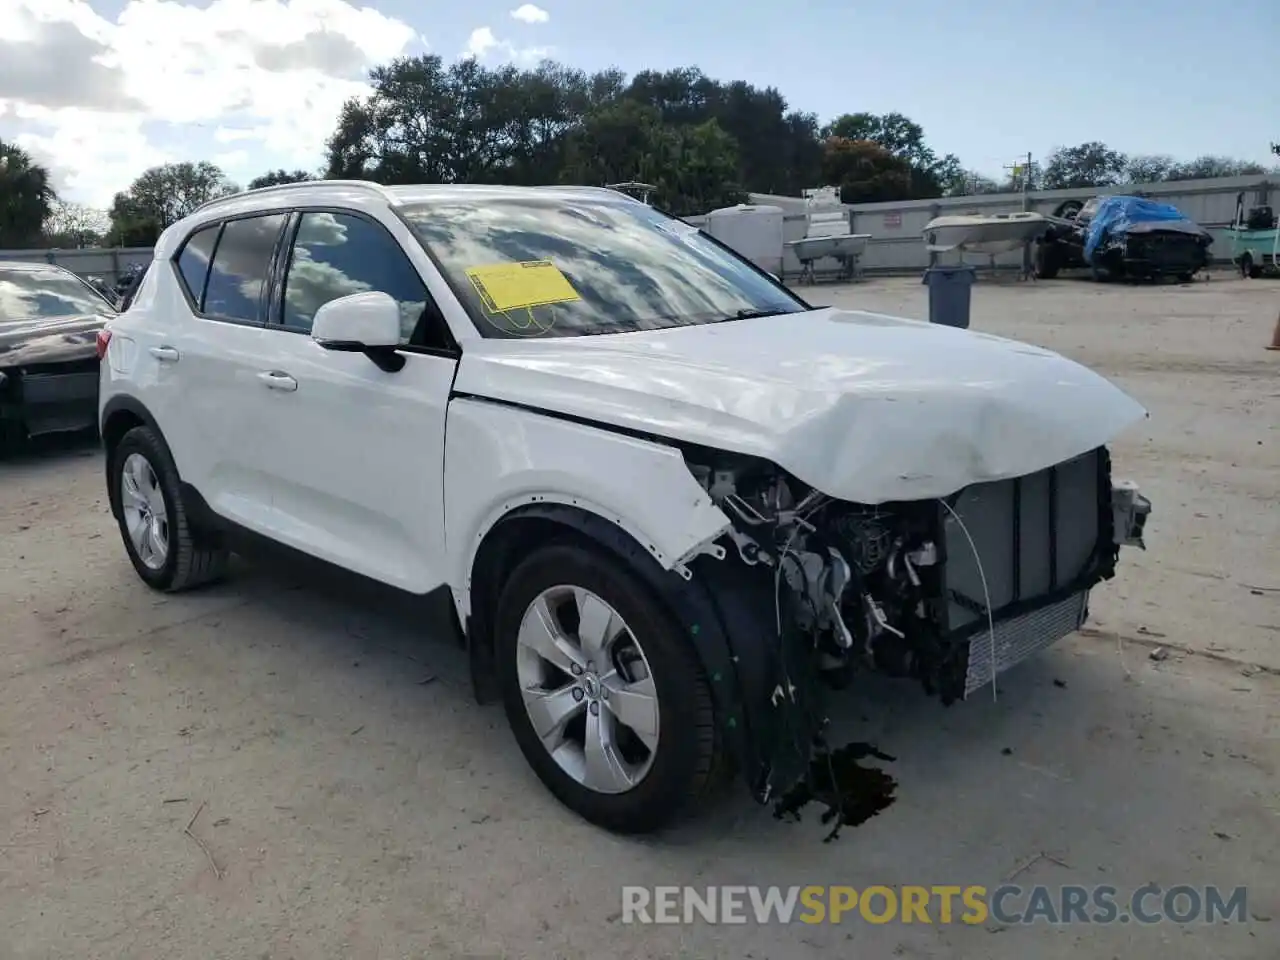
452 307 1148 503
0 314 106 367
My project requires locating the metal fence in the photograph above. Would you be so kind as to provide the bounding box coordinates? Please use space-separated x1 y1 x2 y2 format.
0 246 152 286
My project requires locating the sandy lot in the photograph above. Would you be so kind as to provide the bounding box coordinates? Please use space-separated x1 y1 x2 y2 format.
1 275 1277 959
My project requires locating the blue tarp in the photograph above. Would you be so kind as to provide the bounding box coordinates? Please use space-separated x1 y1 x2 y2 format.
1083 195 1203 262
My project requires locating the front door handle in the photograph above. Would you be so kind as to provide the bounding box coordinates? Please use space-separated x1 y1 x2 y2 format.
258 371 298 392
149 345 180 362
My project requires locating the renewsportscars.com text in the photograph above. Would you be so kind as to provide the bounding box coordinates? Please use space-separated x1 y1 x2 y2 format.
620 884 1249 926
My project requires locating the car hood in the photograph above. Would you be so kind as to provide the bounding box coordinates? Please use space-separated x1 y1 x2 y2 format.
0 314 107 366
452 307 1148 504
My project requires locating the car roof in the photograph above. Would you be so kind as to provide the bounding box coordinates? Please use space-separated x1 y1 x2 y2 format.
155 180 640 257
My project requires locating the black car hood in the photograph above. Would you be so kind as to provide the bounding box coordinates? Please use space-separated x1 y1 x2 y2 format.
0 314 108 367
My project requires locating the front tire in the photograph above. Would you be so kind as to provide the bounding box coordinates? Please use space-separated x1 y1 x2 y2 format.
495 541 722 833
108 425 229 592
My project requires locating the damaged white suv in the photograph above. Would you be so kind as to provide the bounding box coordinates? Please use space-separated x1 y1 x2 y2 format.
98 181 1151 833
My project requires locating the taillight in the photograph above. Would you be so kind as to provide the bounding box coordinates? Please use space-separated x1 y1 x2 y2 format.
96 328 112 360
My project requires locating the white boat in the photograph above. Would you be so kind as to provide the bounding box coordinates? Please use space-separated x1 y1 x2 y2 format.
923 211 1051 255
787 233 871 262
786 195 872 281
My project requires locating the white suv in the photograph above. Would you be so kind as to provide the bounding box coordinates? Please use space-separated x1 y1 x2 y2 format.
99 180 1152 833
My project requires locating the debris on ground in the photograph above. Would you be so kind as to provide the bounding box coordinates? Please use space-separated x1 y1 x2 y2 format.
772 741 898 842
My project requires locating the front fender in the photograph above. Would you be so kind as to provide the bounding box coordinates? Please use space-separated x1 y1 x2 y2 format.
444 395 815 798
443 396 731 620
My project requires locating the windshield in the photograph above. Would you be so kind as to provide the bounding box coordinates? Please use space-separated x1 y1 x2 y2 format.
399 195 806 339
0 266 115 323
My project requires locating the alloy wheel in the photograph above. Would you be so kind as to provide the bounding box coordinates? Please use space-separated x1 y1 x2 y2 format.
514 585 661 794
120 452 170 570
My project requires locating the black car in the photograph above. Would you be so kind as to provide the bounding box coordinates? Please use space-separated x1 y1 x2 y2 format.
1035 195 1212 282
0 261 118 449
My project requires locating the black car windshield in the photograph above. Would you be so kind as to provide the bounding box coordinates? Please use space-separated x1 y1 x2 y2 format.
0 266 114 323
399 194 806 339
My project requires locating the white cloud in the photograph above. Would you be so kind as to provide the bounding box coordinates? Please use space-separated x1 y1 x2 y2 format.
462 25 552 66
510 4 550 24
465 26 500 59
0 0 419 206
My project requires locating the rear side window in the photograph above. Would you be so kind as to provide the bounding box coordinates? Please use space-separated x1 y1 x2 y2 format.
202 214 288 323
176 225 218 306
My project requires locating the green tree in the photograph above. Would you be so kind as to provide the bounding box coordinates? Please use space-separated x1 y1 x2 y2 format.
1125 154 1176 184
822 112 961 198
820 138 914 204
43 198 108 247
1165 155 1267 181
560 99 672 188
327 57 822 202
0 141 56 248
107 161 239 246
653 119 746 215
248 169 316 189
1041 141 1129 189
327 55 621 186
623 69 820 195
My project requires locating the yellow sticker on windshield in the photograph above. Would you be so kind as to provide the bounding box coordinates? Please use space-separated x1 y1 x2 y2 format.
465 261 581 314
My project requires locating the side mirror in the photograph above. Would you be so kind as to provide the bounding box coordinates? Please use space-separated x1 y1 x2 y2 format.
311 291 404 372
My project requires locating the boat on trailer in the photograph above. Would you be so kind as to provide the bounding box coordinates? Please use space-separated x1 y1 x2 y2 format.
923 211 1053 255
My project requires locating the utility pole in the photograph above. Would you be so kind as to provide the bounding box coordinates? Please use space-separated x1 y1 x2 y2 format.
1003 152 1037 280
1003 152 1034 211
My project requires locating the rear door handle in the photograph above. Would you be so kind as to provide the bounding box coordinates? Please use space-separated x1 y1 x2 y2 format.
258 370 298 392
149 346 180 362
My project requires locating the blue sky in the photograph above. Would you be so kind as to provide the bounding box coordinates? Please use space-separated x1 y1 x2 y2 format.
5 0 1277 206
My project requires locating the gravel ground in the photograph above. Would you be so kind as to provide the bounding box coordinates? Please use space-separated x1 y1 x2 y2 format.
1 274 1277 959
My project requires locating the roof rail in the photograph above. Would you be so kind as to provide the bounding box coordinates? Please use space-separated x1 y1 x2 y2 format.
192 179 398 215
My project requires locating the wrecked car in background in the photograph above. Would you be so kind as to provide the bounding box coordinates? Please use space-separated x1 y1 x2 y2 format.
99 181 1153 836
1036 194 1212 281
1 260 117 450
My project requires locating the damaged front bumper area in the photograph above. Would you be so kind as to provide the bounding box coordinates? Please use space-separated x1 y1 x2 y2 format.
680 447 1152 807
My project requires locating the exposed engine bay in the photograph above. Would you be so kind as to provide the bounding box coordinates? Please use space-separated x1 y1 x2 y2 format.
684 447 1151 806
690 457 957 697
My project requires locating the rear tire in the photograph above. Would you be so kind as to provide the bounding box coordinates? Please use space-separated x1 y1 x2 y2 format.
1240 253 1261 279
495 541 722 833
108 425 229 592
1034 243 1060 279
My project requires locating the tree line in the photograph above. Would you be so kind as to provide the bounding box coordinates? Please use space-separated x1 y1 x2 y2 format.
2 56 1276 249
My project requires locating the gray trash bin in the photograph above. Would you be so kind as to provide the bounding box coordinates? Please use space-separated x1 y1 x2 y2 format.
921 264 976 329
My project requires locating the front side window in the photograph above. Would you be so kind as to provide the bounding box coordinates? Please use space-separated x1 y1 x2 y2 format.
0 266 116 323
202 213 288 323
398 195 805 339
279 212 431 345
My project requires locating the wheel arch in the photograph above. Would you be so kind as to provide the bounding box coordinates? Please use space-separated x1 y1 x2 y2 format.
462 501 765 787
100 396 173 516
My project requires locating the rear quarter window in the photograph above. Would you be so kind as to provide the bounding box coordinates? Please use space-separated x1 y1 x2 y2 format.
119 263 151 312
175 225 219 308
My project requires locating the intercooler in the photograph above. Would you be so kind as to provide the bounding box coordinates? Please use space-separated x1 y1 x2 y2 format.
939 447 1109 697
